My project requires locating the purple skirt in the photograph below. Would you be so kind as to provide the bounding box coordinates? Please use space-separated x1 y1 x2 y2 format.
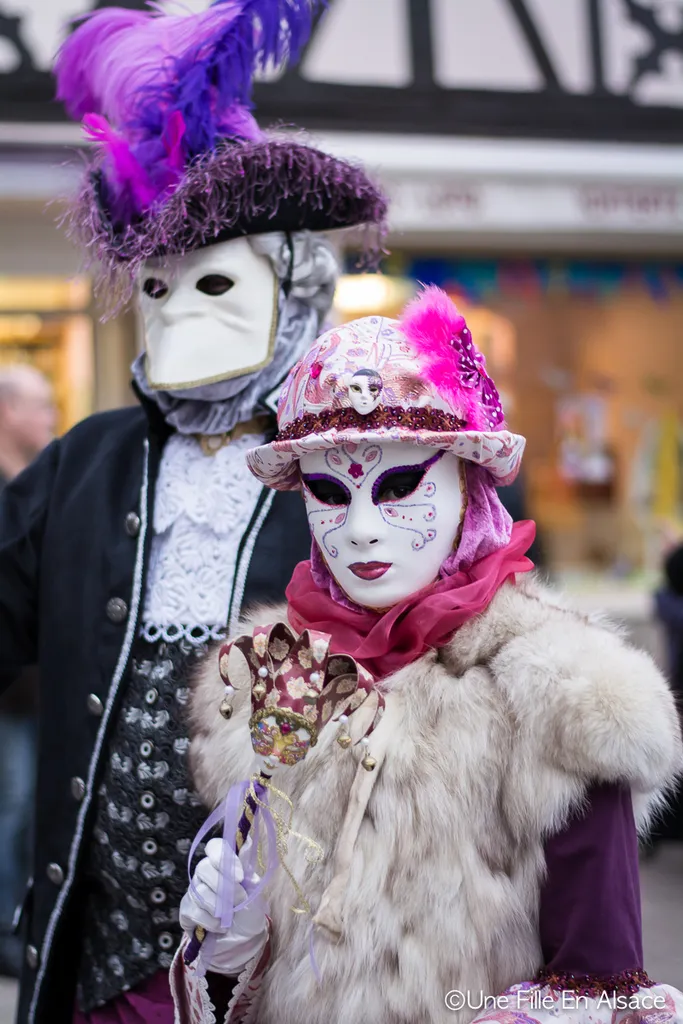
73 971 174 1024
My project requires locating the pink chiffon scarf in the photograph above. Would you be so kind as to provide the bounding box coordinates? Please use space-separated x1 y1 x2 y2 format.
288 516 536 681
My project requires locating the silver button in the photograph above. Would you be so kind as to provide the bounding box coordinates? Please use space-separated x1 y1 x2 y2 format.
140 792 155 810
125 512 141 537
71 776 86 801
87 693 104 717
144 688 158 706
158 932 174 950
150 888 166 905
140 740 154 758
142 839 158 856
47 863 64 886
26 945 39 969
106 597 128 623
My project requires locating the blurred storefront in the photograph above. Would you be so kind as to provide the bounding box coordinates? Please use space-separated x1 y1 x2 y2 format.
0 167 138 424
0 272 93 434
1 0 682 585
332 256 683 588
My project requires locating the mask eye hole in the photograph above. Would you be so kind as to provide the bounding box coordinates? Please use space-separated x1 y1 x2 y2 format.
374 469 424 504
303 475 351 507
196 274 234 296
142 278 169 299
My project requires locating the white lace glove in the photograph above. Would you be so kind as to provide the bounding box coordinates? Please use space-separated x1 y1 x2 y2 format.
179 838 269 976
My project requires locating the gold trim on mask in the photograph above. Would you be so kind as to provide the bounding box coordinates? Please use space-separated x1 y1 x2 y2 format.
145 276 280 391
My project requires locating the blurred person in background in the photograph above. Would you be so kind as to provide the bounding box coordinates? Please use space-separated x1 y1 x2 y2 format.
0 4 386 1024
0 365 55 978
0 366 55 488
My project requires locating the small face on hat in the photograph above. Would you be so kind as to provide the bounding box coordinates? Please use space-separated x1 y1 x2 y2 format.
347 369 383 415
139 236 278 392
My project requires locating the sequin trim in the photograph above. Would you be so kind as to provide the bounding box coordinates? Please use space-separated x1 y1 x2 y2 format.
276 405 467 442
534 967 653 997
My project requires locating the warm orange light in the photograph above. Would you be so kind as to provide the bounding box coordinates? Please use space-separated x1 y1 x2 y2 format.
0 314 43 342
334 274 414 317
0 277 91 312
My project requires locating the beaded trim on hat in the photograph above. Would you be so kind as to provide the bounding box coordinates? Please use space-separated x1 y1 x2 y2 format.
276 405 467 442
533 967 653 997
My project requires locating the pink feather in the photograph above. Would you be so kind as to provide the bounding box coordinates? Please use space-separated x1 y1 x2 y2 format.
82 113 157 212
400 286 490 429
161 110 187 178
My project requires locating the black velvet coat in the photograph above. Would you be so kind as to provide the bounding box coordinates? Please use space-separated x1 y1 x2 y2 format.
0 394 310 1024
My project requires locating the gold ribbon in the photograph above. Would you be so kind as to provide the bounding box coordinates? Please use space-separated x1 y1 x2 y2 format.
196 414 272 457
245 773 324 916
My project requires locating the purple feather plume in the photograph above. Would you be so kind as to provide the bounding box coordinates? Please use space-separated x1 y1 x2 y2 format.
82 113 157 213
54 1 325 221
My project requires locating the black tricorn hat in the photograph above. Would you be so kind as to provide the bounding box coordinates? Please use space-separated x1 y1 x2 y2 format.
55 2 387 307
77 136 387 272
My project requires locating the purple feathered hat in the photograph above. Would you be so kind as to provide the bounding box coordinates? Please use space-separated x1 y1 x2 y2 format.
54 0 387 300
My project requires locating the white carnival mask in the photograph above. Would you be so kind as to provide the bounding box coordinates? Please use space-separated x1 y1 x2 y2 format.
347 369 383 415
139 236 278 391
300 441 465 609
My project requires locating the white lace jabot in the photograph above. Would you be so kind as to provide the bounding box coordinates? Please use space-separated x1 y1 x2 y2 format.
141 432 266 645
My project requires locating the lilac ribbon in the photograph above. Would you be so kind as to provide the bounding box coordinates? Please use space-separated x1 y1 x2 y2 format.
309 922 322 984
187 780 247 929
186 775 280 976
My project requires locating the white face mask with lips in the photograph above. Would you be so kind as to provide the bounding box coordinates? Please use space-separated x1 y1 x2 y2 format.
138 235 278 391
300 441 465 609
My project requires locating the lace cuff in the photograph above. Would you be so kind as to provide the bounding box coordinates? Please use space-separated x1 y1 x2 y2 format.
170 932 271 1024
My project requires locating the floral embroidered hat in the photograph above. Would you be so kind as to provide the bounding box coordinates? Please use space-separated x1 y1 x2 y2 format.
245 285 526 488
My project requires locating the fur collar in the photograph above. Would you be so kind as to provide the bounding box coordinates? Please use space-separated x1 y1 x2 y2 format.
441 573 682 811
192 574 682 816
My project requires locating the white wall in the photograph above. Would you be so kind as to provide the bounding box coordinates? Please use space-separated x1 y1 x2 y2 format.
2 0 683 105
0 199 81 276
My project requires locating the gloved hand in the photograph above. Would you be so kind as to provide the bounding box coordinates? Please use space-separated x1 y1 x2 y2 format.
179 838 269 975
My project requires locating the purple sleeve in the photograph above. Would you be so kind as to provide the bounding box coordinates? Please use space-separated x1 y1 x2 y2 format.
539 783 643 974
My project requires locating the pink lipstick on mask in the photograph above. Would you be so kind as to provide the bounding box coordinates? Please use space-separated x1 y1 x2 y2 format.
348 562 392 580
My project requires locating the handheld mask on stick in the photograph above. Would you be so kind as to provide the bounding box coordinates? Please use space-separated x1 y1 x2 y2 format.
139 236 278 391
300 441 465 609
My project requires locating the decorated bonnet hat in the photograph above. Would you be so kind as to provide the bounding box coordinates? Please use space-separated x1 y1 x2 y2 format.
246 285 526 488
54 0 386 301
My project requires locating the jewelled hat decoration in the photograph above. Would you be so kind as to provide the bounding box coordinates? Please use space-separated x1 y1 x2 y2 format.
246 284 526 488
184 620 384 972
53 0 387 307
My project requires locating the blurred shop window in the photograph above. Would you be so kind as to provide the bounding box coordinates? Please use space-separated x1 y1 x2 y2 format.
335 257 683 586
333 273 518 413
332 273 547 564
334 273 415 321
0 276 94 435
